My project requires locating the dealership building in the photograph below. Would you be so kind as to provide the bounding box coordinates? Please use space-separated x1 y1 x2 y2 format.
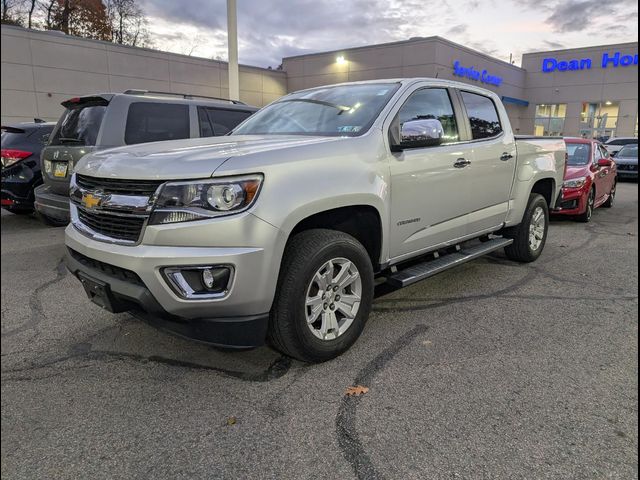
1 25 638 139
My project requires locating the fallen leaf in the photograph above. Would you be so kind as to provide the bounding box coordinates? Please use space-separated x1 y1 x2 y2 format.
226 416 237 426
345 385 369 397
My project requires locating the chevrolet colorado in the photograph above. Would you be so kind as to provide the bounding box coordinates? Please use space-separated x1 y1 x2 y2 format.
65 79 566 362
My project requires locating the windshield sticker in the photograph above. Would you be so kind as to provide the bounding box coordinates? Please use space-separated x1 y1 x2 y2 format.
338 126 362 133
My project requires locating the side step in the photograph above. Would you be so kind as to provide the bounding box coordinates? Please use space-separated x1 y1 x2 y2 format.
386 237 513 288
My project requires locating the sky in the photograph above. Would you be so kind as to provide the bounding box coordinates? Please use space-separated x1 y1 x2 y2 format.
139 0 639 68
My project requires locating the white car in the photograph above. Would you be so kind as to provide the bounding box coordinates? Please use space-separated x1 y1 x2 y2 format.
64 79 567 362
604 137 638 156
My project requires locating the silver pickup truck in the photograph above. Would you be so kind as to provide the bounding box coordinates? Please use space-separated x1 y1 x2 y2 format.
65 79 566 362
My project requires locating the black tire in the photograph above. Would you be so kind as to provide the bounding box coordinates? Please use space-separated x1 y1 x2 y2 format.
602 180 616 208
36 212 68 227
268 229 374 363
503 193 549 263
577 188 595 223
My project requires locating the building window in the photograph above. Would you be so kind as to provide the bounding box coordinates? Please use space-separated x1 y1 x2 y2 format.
579 102 619 141
534 104 567 136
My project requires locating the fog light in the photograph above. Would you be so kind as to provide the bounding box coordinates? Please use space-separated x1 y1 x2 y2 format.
163 266 233 299
202 268 215 289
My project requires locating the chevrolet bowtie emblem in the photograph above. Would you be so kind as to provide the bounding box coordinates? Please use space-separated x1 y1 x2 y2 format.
81 193 101 209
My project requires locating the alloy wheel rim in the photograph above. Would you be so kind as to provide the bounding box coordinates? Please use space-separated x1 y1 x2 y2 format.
305 257 362 341
528 206 546 251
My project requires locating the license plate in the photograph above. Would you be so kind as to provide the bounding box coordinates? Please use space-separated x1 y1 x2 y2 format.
53 162 68 178
77 272 115 312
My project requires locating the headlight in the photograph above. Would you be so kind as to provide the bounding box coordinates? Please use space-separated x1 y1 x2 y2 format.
149 174 263 224
563 177 588 189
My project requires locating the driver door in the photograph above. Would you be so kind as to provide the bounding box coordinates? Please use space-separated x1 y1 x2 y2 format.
387 87 473 260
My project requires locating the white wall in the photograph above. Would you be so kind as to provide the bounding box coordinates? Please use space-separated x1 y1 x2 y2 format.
1 25 287 124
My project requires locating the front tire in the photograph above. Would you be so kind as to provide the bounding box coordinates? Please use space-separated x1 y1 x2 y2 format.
503 193 549 263
577 188 595 223
268 229 374 363
602 180 616 208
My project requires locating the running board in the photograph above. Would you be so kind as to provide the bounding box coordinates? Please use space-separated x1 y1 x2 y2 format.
386 237 513 288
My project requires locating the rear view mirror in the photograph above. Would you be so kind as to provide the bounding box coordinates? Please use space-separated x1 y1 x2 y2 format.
394 119 445 150
597 158 613 167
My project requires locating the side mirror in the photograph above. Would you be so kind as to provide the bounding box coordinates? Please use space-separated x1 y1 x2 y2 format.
393 119 445 151
609 150 617 157
597 158 613 167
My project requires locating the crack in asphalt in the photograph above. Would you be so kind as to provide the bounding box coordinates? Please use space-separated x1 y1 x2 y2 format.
335 324 429 480
1 257 68 338
1 344 292 383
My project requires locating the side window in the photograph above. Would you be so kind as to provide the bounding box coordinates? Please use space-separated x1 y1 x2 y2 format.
599 145 610 159
460 91 503 140
125 102 190 145
204 108 253 136
397 88 459 143
198 107 214 137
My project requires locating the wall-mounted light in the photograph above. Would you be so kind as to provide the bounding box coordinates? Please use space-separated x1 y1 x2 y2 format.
336 55 347 65
605 101 613 105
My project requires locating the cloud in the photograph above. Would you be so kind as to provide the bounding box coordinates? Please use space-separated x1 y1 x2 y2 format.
447 24 469 35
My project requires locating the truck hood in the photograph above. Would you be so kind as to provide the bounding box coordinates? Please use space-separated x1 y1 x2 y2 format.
74 135 345 180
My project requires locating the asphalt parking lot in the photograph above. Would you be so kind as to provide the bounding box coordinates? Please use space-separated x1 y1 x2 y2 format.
1 183 638 480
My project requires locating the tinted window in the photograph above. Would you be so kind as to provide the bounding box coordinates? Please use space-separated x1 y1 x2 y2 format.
607 138 638 146
198 107 252 137
566 143 591 166
125 103 190 145
618 144 638 158
397 88 459 143
51 105 107 146
461 91 503 140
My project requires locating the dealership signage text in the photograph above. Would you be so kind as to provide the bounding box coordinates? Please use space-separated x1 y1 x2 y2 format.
542 52 639 73
453 61 503 87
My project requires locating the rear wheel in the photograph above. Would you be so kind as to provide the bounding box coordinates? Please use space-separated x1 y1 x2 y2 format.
268 229 374 363
577 188 596 223
6 208 34 216
602 180 616 208
503 193 549 263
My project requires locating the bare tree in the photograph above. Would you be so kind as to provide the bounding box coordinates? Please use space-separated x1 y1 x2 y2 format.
1 0 23 24
26 0 36 28
106 0 149 47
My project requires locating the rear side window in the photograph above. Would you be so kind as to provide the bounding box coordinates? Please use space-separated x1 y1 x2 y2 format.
397 88 460 143
461 91 503 140
125 103 190 145
1 128 28 148
607 139 637 146
198 107 253 137
51 104 107 146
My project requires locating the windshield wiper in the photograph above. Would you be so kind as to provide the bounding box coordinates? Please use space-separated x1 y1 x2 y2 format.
278 98 352 113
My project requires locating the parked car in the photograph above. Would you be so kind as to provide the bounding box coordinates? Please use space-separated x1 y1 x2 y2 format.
614 143 638 180
64 79 566 362
34 90 258 225
604 137 637 156
1 120 56 215
553 138 617 222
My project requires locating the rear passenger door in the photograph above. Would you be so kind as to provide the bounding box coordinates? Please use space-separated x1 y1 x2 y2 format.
458 90 517 235
198 107 253 137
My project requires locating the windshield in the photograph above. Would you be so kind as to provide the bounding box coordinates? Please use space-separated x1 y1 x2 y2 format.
566 143 592 166
50 103 107 146
618 144 638 158
232 83 400 137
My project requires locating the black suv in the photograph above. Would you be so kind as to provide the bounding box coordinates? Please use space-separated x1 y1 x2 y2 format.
1 120 56 215
35 90 258 225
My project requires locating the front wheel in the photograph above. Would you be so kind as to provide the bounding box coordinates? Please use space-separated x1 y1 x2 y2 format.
602 180 616 208
503 193 549 263
577 188 596 223
268 229 374 363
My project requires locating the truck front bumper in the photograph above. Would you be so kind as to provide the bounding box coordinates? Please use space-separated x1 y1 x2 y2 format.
64 217 284 348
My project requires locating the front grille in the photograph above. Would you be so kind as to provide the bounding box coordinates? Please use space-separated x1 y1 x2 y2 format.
76 174 164 196
77 207 145 242
68 248 143 285
618 164 638 172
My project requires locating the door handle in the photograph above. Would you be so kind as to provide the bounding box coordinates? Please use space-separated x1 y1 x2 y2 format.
454 158 471 168
500 152 514 161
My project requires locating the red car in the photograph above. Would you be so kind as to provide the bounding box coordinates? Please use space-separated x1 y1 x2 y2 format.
553 138 617 222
